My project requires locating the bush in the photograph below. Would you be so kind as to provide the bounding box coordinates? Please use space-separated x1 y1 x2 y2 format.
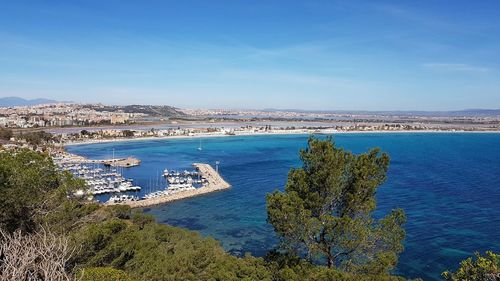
0 149 60 233
0 128 12 140
105 205 132 220
442 251 499 281
80 267 133 281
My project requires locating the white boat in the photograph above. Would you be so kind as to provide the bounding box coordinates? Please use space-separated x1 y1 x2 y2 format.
168 183 195 191
109 194 138 203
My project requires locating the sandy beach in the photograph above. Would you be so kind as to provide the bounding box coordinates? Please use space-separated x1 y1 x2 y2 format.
63 129 500 147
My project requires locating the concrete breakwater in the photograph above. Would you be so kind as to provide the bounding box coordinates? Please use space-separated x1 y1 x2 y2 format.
53 150 140 167
108 163 231 208
103 157 141 167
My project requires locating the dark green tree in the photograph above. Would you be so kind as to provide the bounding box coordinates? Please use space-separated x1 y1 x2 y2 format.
79 267 134 281
19 130 54 145
0 128 13 140
122 130 135 137
266 137 406 275
442 251 499 281
0 149 82 233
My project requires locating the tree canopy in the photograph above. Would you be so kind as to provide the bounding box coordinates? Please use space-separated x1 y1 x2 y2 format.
0 149 83 233
442 251 499 281
267 136 406 275
0 128 13 140
17 130 55 146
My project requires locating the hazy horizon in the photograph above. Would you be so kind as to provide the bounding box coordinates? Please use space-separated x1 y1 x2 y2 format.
1 1 500 110
3 96 500 113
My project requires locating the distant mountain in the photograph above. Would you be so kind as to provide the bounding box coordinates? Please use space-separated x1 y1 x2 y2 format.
0 97 59 107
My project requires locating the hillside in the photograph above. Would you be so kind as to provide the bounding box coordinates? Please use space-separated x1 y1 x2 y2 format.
86 104 189 118
0 97 59 107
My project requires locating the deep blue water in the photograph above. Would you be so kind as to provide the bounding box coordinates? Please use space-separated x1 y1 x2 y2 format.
67 133 500 280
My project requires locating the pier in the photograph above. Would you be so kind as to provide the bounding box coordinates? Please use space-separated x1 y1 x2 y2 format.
103 157 141 167
108 163 231 208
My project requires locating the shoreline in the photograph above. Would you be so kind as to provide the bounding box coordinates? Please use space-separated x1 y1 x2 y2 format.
63 129 500 147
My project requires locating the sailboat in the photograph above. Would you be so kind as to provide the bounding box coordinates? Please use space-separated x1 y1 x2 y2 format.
197 139 202 151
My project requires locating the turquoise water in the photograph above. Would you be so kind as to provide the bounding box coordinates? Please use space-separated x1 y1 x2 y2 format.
67 133 500 280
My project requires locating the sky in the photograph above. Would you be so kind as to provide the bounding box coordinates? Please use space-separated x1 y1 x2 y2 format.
0 0 499 110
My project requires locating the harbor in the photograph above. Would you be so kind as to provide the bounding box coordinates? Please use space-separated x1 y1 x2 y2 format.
107 163 231 208
52 149 231 207
53 150 141 167
53 152 142 197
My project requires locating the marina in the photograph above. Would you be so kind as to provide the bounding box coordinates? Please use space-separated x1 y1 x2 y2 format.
53 153 142 197
107 163 231 208
52 149 231 207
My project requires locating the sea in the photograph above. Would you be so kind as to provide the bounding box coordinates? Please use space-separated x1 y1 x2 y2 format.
66 133 500 281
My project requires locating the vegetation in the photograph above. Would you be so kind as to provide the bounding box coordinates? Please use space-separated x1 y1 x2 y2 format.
267 137 405 275
79 267 133 281
442 251 499 281
1 140 493 280
84 104 188 118
122 130 135 137
17 130 55 146
0 128 13 140
0 147 417 280
0 227 74 280
0 149 80 233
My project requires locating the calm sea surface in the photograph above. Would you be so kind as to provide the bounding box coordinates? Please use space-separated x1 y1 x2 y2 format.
67 133 500 280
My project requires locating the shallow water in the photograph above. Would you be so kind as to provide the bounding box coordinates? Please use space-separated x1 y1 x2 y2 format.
67 133 500 280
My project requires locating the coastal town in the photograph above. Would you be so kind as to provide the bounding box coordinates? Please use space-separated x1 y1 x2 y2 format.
0 103 147 128
1 101 499 208
0 100 500 208
0 102 188 128
1 101 500 132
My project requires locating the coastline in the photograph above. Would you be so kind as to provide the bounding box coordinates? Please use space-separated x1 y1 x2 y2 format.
63 129 500 147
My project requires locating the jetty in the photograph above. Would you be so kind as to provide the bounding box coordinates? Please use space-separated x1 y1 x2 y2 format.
108 163 231 208
53 150 141 168
103 157 141 167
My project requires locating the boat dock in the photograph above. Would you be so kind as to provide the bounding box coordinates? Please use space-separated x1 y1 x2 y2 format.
107 163 231 208
51 150 142 197
103 157 141 167
52 150 140 167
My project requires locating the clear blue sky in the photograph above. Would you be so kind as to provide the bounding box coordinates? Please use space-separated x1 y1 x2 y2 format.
1 0 499 110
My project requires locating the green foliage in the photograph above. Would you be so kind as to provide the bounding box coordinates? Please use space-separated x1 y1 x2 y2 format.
442 251 499 281
131 211 155 229
43 199 100 233
18 130 54 145
122 130 135 137
106 205 132 219
264 251 412 281
80 267 134 281
70 215 273 281
0 149 64 233
267 136 406 275
0 128 13 140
